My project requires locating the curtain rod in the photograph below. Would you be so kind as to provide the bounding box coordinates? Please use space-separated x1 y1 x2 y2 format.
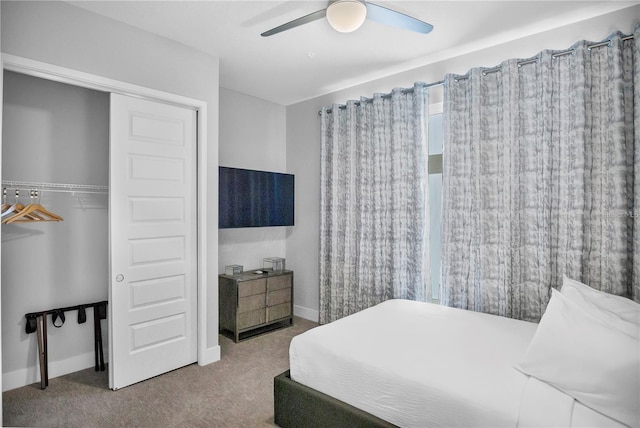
319 34 635 115
318 80 443 116
455 34 635 82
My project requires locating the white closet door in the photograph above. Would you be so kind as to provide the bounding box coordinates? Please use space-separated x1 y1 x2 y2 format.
109 94 197 390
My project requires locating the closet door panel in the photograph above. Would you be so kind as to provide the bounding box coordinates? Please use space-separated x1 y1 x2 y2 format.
129 197 185 223
128 154 185 183
130 275 186 308
110 94 197 390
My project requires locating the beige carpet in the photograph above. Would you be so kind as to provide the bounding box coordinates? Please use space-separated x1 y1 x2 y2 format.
3 317 317 427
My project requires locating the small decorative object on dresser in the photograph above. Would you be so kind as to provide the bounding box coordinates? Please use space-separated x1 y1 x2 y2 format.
219 269 293 342
224 264 243 276
263 257 285 272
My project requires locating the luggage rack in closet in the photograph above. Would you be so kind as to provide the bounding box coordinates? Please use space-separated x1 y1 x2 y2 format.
25 301 108 390
1 180 108 223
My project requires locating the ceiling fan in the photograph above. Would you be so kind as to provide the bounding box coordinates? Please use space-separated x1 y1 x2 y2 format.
261 0 433 37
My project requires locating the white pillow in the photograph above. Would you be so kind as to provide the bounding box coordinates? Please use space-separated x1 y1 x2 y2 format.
517 289 640 427
562 275 640 327
561 277 639 339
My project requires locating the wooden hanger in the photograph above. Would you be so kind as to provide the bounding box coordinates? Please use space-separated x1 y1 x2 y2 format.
1 188 10 213
3 190 63 224
0 189 35 221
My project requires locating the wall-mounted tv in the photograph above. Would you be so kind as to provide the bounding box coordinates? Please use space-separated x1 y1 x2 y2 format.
219 167 294 229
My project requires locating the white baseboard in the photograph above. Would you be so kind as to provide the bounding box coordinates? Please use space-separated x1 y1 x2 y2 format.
4 343 220 391
294 305 319 323
198 345 221 366
2 350 108 392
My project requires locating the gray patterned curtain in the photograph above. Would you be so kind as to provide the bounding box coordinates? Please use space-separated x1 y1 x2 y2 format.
319 83 430 324
634 25 640 303
441 27 639 322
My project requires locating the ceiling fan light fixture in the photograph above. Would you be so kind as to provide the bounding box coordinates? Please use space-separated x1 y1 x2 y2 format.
326 0 367 33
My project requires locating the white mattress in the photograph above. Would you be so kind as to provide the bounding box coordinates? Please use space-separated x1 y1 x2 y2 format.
290 299 624 427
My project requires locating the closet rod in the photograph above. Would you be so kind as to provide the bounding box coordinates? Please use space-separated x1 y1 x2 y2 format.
2 181 108 194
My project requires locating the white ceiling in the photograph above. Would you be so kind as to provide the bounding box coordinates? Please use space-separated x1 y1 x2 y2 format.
68 1 635 106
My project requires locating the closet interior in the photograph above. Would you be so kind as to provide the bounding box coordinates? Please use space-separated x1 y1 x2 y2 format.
1 70 110 391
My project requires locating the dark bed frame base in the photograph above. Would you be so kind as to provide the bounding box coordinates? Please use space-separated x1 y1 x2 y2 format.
274 370 398 428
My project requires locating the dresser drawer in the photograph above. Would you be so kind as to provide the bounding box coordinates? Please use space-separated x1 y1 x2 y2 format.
267 302 291 322
238 293 265 313
267 274 291 292
238 308 266 330
267 288 291 306
238 279 266 297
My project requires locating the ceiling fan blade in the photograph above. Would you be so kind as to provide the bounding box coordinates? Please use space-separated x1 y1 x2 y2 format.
365 2 433 34
261 9 327 37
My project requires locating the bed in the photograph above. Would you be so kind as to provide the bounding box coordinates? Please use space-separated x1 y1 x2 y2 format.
274 277 639 428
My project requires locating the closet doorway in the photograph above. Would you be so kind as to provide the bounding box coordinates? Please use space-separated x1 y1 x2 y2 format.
1 55 209 394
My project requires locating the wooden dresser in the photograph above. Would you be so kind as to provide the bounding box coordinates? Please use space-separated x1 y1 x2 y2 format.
219 269 293 342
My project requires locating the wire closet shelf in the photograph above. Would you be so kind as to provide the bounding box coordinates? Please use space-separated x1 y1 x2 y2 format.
2 180 108 195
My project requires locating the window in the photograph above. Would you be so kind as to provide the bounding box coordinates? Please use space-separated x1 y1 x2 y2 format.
428 103 443 302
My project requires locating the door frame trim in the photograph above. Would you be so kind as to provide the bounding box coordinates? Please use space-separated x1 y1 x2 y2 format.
0 53 214 376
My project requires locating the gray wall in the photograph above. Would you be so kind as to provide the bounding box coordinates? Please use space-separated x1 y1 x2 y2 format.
218 88 288 276
285 5 640 321
1 0 220 388
2 71 109 390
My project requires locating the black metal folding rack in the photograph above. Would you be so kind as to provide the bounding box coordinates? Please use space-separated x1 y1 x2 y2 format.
24 300 107 389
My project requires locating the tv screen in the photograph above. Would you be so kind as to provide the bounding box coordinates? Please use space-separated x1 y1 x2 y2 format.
219 167 295 228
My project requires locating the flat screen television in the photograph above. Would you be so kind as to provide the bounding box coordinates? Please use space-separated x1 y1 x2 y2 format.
219 167 294 229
